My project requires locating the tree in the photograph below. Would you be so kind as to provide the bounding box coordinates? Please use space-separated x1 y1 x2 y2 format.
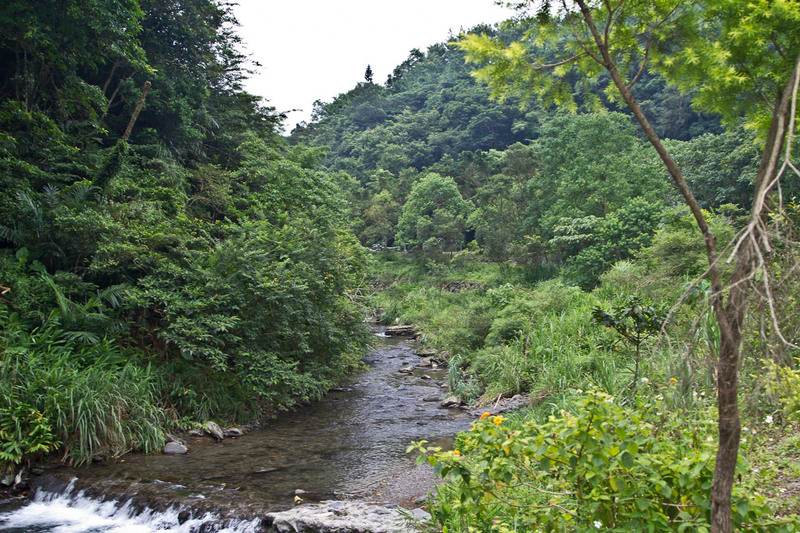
456 2 800 531
397 172 473 249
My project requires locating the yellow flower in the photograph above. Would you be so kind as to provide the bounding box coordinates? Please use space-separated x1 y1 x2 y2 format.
453 450 461 456
670 377 678 383
493 416 503 425
480 412 491 419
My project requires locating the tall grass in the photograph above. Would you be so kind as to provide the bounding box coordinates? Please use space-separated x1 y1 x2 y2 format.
0 329 165 466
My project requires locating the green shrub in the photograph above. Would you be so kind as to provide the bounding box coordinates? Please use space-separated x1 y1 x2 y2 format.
0 398 60 471
761 359 800 423
416 390 793 532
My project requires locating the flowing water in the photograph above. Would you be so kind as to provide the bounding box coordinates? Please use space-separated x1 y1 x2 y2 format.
0 332 472 532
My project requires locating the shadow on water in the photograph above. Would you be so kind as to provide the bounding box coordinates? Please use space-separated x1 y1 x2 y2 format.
13 332 472 518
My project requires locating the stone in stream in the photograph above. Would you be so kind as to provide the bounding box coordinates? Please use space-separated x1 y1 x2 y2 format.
162 442 188 455
384 325 417 337
265 501 414 533
224 427 244 438
203 421 225 441
422 395 441 402
440 395 463 408
415 357 434 368
398 366 414 374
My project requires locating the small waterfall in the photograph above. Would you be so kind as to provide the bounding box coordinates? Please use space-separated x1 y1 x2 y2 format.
0 480 263 533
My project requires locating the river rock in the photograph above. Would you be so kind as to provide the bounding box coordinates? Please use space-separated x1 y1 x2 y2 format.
411 508 431 521
265 501 412 533
188 428 205 437
441 395 463 408
384 325 417 337
422 395 440 402
203 421 225 441
413 347 438 357
224 427 244 438
163 442 188 454
398 366 414 374
416 357 434 368
165 433 184 443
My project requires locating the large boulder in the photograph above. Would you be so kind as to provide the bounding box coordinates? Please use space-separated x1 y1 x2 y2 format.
265 501 413 533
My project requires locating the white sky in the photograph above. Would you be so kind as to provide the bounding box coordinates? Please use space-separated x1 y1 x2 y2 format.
231 1 513 131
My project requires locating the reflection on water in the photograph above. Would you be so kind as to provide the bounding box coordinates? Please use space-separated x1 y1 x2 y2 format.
2 333 471 522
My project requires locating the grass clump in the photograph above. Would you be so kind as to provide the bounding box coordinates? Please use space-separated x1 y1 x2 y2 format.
0 329 165 467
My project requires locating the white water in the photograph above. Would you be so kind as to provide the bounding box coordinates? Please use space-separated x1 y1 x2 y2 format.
0 481 261 533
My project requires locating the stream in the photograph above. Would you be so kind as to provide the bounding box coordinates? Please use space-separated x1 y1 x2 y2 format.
0 331 472 532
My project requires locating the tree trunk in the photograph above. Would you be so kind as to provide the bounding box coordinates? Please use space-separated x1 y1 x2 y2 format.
122 80 151 142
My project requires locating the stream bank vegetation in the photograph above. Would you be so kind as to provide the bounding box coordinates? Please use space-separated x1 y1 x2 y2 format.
0 0 369 471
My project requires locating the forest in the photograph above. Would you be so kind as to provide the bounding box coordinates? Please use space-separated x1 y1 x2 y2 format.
1 0 799 532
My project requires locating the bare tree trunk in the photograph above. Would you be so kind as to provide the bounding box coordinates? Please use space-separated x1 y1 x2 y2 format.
121 80 151 142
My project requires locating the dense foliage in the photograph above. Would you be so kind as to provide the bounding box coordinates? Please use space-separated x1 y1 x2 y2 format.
0 0 369 468
2 2 799 528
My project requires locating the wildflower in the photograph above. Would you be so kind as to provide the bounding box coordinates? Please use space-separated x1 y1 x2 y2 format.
742 426 749 432
594 521 602 528
567 419 575 426
669 377 678 383
707 436 714 442
656 395 664 401
480 412 491 420
641 377 649 383
780 488 787 494
453 450 461 456
493 416 504 425
766 414 774 424
605 397 613 403
576 388 583 393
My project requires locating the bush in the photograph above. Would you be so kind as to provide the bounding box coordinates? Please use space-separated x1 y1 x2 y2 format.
416 390 793 532
0 399 60 471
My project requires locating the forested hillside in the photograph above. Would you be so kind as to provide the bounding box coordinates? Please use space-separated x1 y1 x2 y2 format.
0 0 369 465
290 24 769 288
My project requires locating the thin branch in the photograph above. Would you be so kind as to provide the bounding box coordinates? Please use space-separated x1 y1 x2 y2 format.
528 51 588 70
628 35 654 89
